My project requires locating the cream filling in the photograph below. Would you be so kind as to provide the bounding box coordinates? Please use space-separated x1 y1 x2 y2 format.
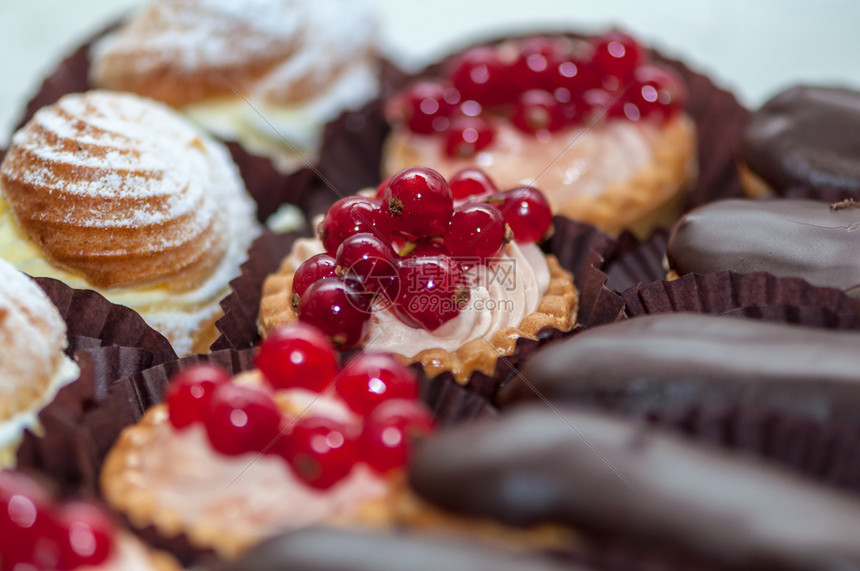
286 237 551 356
0 355 79 468
384 119 659 211
0 191 260 357
184 61 378 171
129 390 387 549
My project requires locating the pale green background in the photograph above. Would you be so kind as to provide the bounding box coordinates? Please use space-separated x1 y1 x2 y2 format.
1 0 858 144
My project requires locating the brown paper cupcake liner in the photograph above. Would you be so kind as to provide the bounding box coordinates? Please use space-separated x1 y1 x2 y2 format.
602 229 669 293
318 30 749 214
621 270 860 319
35 276 177 365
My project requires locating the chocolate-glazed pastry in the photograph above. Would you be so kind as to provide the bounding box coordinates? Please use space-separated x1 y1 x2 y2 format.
410 405 860 571
498 313 860 428
214 528 578 571
740 85 860 197
665 198 860 296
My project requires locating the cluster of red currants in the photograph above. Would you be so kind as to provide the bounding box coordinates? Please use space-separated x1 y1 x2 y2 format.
1 472 114 569
387 31 687 157
166 323 435 491
292 167 552 348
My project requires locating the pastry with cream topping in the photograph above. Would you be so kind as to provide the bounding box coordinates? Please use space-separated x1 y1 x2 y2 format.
257 167 577 383
0 259 79 467
0 470 179 570
89 0 379 171
383 32 697 238
0 91 261 356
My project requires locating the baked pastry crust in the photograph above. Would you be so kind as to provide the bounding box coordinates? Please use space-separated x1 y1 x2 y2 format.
384 114 697 239
0 91 231 290
102 405 573 559
258 252 577 384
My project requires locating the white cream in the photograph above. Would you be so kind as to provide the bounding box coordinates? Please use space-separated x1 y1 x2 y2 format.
0 356 79 468
285 237 551 356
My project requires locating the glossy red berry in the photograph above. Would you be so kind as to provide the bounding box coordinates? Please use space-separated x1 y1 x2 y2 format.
512 89 567 134
617 65 686 121
404 239 450 259
336 354 419 416
319 196 392 256
280 417 357 490
444 203 508 263
166 365 232 430
550 55 597 100
383 167 453 240
359 399 436 474
448 168 498 201
255 322 339 392
444 115 495 158
592 30 644 81
54 502 114 569
394 254 466 330
495 186 553 243
297 278 371 349
387 81 461 134
292 254 338 300
374 176 391 199
510 36 566 92
335 233 399 298
0 473 53 568
448 46 512 107
204 384 282 456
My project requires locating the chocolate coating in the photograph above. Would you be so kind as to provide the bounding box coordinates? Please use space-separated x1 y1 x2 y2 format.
499 313 860 427
214 528 577 571
742 85 860 193
410 405 860 571
666 198 860 296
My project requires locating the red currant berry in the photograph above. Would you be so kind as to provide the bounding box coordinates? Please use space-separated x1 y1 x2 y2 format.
374 176 391 199
0 474 53 568
297 278 371 349
510 36 566 92
444 115 495 158
550 56 597 100
166 365 231 430
280 417 357 490
204 384 282 456
336 354 419 416
625 65 687 121
448 46 512 107
359 399 436 474
404 239 450 259
394 254 467 330
383 167 453 240
448 168 498 201
255 322 339 392
495 186 553 243
444 203 508 263
582 88 615 121
292 254 337 301
592 30 644 81
54 502 114 569
335 233 399 298
387 81 461 134
512 89 567 134
319 196 392 256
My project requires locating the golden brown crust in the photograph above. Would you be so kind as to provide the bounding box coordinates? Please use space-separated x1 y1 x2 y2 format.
258 253 578 384
0 91 234 290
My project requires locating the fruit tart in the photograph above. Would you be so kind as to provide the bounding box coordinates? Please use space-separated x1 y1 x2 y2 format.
89 0 379 171
101 325 564 559
0 91 261 356
0 259 79 467
0 470 178 570
257 167 577 383
383 31 697 238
